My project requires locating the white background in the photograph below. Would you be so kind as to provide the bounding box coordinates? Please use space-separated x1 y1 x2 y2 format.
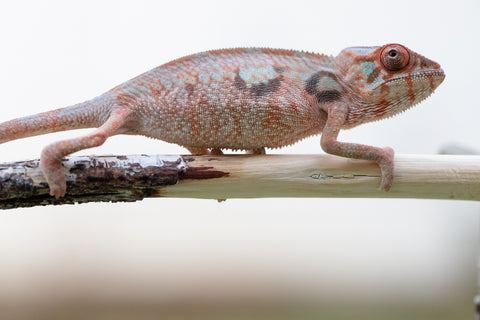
0 0 479 317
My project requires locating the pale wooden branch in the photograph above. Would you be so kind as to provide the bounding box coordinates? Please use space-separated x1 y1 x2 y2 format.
0 154 479 209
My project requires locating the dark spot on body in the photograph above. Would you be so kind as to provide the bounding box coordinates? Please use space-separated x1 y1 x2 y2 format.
315 90 342 103
305 71 341 103
152 88 163 96
273 66 284 73
250 75 283 97
367 68 380 84
185 84 194 95
305 73 321 95
233 72 247 91
233 70 283 97
305 71 337 95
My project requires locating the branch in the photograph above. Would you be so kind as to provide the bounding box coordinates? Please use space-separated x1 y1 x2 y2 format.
0 154 479 209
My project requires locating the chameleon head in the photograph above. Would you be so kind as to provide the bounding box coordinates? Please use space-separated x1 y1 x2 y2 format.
334 43 445 127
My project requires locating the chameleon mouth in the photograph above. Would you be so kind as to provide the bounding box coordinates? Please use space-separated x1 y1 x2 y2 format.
414 69 445 80
386 69 445 85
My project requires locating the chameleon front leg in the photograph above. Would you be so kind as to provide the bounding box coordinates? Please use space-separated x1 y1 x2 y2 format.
40 107 132 198
320 103 394 191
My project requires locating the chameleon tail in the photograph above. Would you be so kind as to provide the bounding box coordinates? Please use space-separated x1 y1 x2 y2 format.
0 95 112 144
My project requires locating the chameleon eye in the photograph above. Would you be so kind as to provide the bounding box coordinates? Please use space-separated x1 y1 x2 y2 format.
380 44 410 71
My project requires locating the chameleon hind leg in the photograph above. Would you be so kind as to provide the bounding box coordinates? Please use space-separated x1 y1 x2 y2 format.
40 107 132 198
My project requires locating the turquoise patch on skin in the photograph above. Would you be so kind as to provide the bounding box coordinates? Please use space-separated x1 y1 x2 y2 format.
344 46 379 55
288 71 309 80
220 70 235 77
198 71 210 84
362 61 375 76
239 66 278 84
171 77 184 87
317 75 342 91
210 71 222 82
160 77 173 90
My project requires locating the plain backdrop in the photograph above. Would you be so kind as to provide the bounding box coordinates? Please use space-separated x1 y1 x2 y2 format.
0 0 479 318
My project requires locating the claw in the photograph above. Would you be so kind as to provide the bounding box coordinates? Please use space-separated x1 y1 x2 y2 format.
50 184 67 198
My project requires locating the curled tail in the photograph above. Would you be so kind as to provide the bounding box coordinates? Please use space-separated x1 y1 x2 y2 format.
0 95 113 144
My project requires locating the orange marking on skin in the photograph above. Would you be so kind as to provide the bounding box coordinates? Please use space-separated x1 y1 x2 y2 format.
405 77 416 103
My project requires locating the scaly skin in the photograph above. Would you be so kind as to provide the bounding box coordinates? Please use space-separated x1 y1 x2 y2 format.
0 44 445 198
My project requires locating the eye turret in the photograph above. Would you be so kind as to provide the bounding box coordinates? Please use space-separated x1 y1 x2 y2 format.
380 44 410 71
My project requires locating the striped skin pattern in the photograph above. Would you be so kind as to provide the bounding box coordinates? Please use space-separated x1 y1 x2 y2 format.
0 44 445 198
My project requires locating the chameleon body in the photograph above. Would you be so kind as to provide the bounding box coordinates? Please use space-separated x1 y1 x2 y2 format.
0 44 445 198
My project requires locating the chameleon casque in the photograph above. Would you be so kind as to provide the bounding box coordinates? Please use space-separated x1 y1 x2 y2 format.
0 44 445 198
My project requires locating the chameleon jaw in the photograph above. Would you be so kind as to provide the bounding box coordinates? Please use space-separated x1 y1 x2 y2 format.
384 69 445 86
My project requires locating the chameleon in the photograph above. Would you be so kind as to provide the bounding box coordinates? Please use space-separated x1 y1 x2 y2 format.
0 44 445 198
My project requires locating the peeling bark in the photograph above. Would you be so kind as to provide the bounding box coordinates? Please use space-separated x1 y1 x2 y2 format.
0 155 187 209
